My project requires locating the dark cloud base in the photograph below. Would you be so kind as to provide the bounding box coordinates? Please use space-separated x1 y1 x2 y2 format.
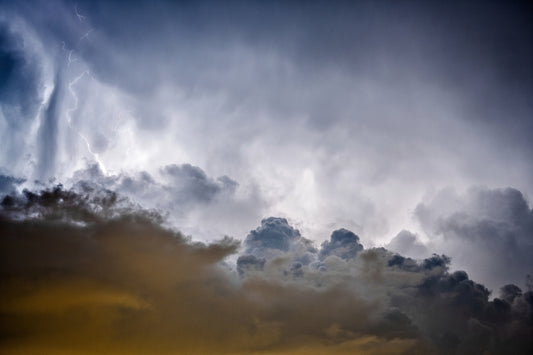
1 183 532 354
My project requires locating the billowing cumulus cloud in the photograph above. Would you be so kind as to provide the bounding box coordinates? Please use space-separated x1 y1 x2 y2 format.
244 217 303 254
240 216 317 268
1 184 532 354
319 228 364 261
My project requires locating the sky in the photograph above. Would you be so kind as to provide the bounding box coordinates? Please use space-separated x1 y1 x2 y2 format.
0 0 532 354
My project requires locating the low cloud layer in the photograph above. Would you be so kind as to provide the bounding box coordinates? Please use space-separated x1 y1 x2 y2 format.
1 185 531 354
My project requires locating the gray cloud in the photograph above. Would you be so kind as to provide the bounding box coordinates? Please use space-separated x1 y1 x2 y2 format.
236 254 265 276
415 186 533 292
0 173 24 195
319 228 364 261
37 70 63 180
160 163 238 204
386 230 429 259
0 22 42 123
0 20 44 174
71 163 237 209
1 0 532 244
244 217 302 254
1 1 532 350
242 217 317 264
68 163 264 241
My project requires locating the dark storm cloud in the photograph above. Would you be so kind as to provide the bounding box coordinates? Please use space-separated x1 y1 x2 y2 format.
415 186 533 291
72 0 533 87
421 254 451 271
319 228 363 261
236 254 265 276
0 173 24 195
387 254 420 273
0 23 42 124
0 183 532 354
244 217 302 254
60 0 533 152
0 20 44 170
7 0 530 149
1 1 533 351
242 217 317 265
500 284 523 305
385 254 533 354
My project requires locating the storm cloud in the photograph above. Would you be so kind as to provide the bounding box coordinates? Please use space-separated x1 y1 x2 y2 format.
1 0 532 245
69 162 263 241
319 228 364 261
0 22 42 123
1 1 532 353
414 186 533 292
1 185 532 354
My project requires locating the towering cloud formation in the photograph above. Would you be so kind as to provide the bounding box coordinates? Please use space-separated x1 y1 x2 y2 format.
244 217 304 254
1 185 531 354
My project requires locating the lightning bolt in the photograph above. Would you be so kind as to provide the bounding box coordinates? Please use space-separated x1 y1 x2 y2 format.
67 50 77 66
79 28 93 41
59 7 107 174
63 29 93 67
66 70 107 174
74 4 86 22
